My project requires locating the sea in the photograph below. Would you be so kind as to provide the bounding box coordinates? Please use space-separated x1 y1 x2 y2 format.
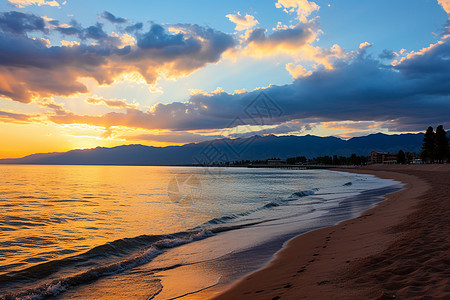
0 165 402 299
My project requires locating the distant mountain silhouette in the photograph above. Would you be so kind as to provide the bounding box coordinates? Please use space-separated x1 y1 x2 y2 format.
0 133 423 166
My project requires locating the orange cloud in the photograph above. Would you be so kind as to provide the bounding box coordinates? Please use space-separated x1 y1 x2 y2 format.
60 40 80 47
437 0 450 15
8 0 60 7
242 23 318 57
234 88 247 94
300 44 351 69
275 0 320 23
286 63 312 78
0 110 36 124
123 131 222 143
391 39 446 66
359 42 373 50
226 12 259 31
322 121 384 138
86 97 137 109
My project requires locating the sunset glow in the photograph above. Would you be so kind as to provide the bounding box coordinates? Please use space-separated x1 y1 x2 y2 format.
1 0 449 158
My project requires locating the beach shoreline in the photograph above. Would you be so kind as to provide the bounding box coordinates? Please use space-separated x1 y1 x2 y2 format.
214 164 450 299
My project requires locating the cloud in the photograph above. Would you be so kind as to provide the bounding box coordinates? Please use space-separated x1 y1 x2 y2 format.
137 24 184 49
299 44 352 69
101 11 127 24
84 23 109 40
8 0 60 8
60 40 80 47
125 22 143 33
275 0 320 23
393 38 450 75
322 121 385 138
3 5 450 136
359 42 373 51
229 120 313 138
379 49 397 60
234 88 247 94
242 22 317 57
226 12 259 31
286 62 312 78
55 25 82 36
437 0 450 15
123 131 223 143
86 97 137 109
0 110 35 123
0 11 46 35
46 38 450 133
0 13 235 103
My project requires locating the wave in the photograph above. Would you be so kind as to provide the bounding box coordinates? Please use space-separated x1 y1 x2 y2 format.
0 230 213 299
263 202 280 208
291 188 319 198
0 218 278 300
0 187 320 300
202 188 319 228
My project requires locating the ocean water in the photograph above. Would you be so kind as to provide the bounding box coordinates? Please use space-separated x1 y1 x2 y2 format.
0 165 401 299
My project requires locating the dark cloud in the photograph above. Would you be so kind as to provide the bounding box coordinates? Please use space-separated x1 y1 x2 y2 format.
48 39 450 133
245 22 316 49
123 132 223 143
85 23 108 40
2 11 449 134
0 11 46 35
395 42 450 76
181 24 236 62
48 19 60 27
229 121 313 138
101 11 127 24
56 26 82 36
137 24 185 49
379 49 396 60
0 110 34 123
439 19 450 37
0 12 235 103
125 22 143 33
251 24 308 43
0 32 116 102
0 33 110 69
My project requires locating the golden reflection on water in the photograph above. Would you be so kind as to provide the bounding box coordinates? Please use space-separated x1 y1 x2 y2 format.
0 165 209 275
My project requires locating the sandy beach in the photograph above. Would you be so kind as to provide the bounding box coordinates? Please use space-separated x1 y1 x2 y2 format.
215 165 450 299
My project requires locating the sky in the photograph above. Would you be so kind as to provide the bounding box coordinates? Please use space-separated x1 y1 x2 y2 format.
0 0 450 158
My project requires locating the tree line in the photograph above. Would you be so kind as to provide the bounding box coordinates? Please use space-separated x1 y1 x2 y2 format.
203 125 449 167
222 154 370 166
286 154 369 166
420 125 450 163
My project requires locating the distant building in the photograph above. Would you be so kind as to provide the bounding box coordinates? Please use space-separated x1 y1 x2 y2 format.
267 159 287 165
370 152 397 164
412 158 423 164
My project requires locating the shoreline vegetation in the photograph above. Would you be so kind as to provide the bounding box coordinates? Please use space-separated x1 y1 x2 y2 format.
201 126 450 168
212 164 450 299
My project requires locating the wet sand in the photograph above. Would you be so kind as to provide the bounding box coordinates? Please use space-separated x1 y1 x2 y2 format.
214 165 450 299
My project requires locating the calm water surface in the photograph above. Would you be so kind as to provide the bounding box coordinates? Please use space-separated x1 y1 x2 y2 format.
0 165 400 299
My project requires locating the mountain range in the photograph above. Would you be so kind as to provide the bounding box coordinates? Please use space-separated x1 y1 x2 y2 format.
0 133 424 166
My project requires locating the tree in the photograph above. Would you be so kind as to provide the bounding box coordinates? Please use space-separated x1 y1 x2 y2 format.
435 125 450 163
397 150 406 164
420 126 435 163
405 151 415 164
332 155 340 165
